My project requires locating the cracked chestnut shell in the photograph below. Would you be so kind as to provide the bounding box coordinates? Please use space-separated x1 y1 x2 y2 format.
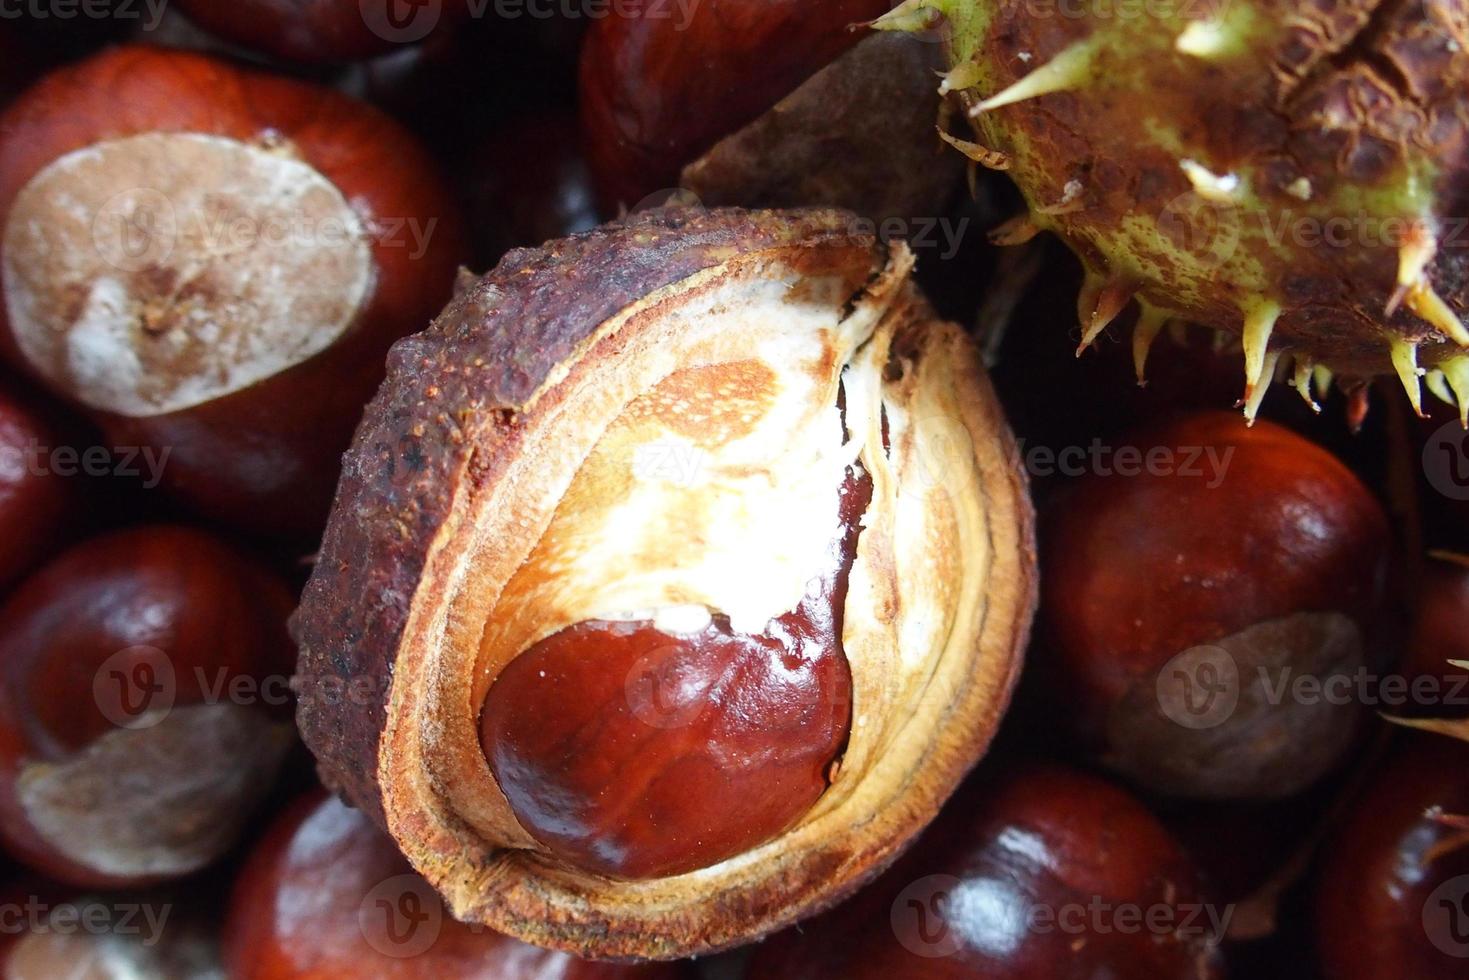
294 207 1036 960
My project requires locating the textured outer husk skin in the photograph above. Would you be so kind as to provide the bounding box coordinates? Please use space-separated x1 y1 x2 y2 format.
895 0 1469 382
294 207 1036 959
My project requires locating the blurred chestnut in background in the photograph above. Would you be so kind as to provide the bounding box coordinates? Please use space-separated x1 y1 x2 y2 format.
1037 412 1390 799
1396 553 1469 719
751 763 1226 979
461 112 601 267
679 30 964 224
1417 400 1469 552
0 383 77 593
1314 735 1469 979
579 0 890 208
0 526 296 889
0 47 465 540
0 28 37 112
224 789 692 978
174 0 468 64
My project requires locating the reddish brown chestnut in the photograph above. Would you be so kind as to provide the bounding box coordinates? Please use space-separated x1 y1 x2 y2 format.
480 465 867 880
579 0 891 208
293 208 1036 958
0 383 77 593
174 0 466 63
0 46 464 539
1398 554 1469 718
1314 736 1469 979
224 789 692 979
751 763 1227 979
1039 411 1390 799
0 525 296 889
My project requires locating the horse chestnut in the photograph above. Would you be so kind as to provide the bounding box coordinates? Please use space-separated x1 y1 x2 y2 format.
481 467 867 879
224 790 690 979
461 113 601 267
0 383 78 593
294 208 1036 958
1398 554 1469 718
174 0 466 63
0 525 296 888
751 763 1227 978
0 46 464 538
1039 411 1390 798
579 0 891 207
1314 735 1469 979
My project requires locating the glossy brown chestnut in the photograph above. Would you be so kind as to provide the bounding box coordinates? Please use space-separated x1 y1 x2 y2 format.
578 0 891 208
224 789 692 979
293 208 1036 958
480 465 867 879
0 383 77 593
0 46 465 539
751 763 1227 979
1314 736 1469 979
0 525 297 889
1038 411 1390 799
174 0 466 63
1399 554 1469 718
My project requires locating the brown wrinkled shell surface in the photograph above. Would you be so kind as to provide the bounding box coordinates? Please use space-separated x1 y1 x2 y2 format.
295 208 1036 959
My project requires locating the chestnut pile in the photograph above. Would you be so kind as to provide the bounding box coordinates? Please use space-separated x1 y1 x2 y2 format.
0 1 1465 978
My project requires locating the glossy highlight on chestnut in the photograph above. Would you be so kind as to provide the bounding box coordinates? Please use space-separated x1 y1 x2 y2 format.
482 465 871 878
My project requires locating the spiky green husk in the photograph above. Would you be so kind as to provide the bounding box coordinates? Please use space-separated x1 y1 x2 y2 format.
878 0 1469 420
